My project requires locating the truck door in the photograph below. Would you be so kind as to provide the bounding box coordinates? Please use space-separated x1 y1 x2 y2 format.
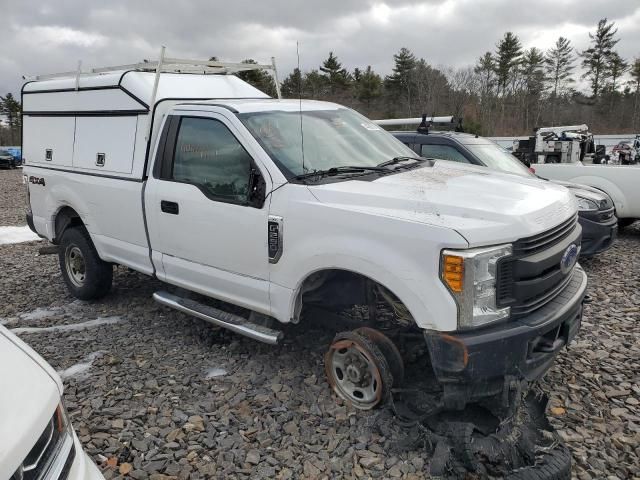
145 111 271 315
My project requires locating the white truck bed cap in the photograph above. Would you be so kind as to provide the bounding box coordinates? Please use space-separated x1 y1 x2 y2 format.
23 72 270 112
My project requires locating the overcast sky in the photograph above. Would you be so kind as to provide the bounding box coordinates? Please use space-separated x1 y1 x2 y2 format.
1 0 639 96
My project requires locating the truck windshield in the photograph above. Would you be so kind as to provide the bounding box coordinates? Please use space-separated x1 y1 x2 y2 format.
466 143 533 176
238 108 416 179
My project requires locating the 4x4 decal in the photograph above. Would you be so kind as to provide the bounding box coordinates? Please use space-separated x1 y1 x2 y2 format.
29 176 45 186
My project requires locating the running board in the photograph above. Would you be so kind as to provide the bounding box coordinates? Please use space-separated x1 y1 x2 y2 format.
153 291 284 345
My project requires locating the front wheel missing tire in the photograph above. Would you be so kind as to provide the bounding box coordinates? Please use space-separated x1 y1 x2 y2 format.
324 330 394 410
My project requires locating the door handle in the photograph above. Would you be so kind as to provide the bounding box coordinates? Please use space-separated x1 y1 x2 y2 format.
161 200 179 215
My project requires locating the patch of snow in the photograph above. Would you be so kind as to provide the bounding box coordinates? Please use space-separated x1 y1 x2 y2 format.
11 316 123 334
58 351 105 380
19 306 63 321
205 367 228 378
0 226 42 245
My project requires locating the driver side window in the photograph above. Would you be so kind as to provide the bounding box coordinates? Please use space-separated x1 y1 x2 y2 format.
420 144 470 164
172 117 252 203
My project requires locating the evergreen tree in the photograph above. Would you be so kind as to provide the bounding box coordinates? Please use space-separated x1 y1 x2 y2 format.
474 52 497 134
581 18 620 97
521 48 546 95
545 37 575 99
494 32 522 96
235 59 277 97
630 58 640 129
608 52 629 93
355 66 382 112
0 93 21 146
520 48 545 129
0 93 21 129
319 52 350 94
475 52 496 94
281 68 303 98
303 70 326 98
385 47 417 114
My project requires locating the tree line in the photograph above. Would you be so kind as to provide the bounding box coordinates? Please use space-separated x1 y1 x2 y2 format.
241 17 640 136
2 17 639 144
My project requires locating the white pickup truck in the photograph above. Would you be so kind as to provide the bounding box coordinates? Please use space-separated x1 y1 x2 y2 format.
532 162 640 229
22 57 587 411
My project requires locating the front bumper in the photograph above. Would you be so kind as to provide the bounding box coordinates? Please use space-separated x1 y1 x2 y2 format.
424 266 587 410
67 430 104 479
578 210 617 257
0 157 13 167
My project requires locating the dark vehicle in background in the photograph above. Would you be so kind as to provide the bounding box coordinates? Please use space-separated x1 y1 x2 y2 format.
0 147 21 168
393 130 617 257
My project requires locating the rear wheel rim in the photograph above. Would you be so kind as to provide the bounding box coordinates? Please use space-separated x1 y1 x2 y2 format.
326 338 383 409
65 245 86 287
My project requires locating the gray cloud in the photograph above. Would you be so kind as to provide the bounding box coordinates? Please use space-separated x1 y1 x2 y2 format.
1 0 639 96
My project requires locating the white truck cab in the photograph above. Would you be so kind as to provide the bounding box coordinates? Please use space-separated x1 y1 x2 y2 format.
23 57 587 411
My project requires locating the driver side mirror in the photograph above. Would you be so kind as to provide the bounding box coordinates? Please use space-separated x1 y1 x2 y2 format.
248 166 266 208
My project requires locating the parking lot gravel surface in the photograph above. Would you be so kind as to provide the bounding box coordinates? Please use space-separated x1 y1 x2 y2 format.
1 169 639 479
0 168 26 226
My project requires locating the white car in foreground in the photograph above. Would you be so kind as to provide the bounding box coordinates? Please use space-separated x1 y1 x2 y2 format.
0 325 104 480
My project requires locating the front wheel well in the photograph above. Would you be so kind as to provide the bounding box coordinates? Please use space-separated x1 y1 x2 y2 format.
53 206 85 244
293 269 416 330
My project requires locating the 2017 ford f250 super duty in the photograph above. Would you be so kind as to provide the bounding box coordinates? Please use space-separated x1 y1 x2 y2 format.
22 59 586 411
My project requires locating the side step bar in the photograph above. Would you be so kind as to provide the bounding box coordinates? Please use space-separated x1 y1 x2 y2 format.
153 291 284 345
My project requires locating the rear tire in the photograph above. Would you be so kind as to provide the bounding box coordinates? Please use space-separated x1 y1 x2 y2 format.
58 227 112 300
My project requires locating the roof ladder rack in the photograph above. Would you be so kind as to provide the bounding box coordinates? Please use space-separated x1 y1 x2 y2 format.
23 47 283 99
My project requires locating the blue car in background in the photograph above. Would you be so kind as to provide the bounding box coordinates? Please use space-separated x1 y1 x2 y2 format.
0 146 21 168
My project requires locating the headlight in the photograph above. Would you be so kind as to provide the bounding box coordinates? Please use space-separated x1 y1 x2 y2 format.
575 196 598 211
441 244 512 329
55 401 71 433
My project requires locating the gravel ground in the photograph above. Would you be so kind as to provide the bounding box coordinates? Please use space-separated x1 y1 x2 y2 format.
1 169 639 479
0 168 26 226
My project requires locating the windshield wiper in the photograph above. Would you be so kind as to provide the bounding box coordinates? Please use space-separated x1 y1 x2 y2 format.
377 156 427 168
292 165 388 182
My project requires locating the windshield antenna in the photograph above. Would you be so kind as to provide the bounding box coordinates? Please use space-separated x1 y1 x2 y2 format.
297 41 306 173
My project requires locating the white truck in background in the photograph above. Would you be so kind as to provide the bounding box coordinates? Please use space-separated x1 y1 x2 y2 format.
23 54 586 412
512 125 640 228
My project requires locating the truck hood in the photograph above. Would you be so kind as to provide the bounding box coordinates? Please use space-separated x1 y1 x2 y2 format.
309 160 577 246
0 326 61 478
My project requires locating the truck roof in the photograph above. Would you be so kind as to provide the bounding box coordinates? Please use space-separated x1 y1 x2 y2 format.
392 130 493 145
22 71 269 112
